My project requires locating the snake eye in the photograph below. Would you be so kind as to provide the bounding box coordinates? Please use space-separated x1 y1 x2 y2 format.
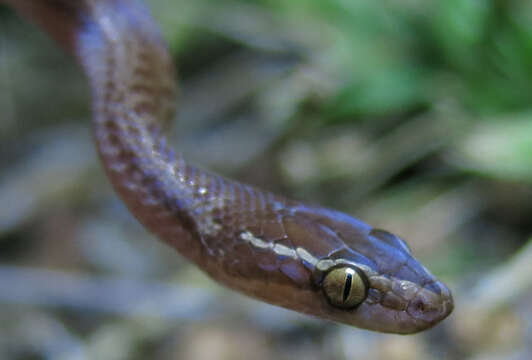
322 266 368 309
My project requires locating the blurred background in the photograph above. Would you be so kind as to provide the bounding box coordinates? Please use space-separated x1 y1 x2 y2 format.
1 0 532 359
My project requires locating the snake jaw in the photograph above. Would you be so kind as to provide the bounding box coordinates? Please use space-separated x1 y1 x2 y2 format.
310 258 453 333
335 277 453 333
356 273 454 333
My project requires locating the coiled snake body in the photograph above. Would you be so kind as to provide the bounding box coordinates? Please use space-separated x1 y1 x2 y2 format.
4 0 453 334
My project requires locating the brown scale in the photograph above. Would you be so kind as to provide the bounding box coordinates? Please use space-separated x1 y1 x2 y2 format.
4 0 454 334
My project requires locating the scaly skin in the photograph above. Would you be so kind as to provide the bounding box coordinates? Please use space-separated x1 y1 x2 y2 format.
4 0 453 333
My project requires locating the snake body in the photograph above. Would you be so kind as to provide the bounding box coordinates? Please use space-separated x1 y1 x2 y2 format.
4 0 453 334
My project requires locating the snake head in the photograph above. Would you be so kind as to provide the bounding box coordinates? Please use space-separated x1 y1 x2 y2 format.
283 205 454 334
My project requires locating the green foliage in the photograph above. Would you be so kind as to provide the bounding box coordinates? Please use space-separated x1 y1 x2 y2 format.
250 0 532 183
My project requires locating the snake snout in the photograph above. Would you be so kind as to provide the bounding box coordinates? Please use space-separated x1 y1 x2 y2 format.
407 281 454 325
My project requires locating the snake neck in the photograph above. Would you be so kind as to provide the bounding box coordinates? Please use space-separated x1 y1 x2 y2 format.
10 0 211 260
80 1 217 262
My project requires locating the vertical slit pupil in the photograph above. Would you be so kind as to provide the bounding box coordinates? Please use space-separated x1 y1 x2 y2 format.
343 271 353 302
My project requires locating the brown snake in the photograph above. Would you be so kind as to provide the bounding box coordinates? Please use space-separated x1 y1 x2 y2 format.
3 0 453 334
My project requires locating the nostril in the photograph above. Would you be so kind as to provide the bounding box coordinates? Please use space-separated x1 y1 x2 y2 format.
414 300 425 313
407 294 441 322
409 298 431 317
405 283 454 326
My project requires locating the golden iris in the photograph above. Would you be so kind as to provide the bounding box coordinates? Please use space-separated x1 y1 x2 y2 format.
322 266 367 309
